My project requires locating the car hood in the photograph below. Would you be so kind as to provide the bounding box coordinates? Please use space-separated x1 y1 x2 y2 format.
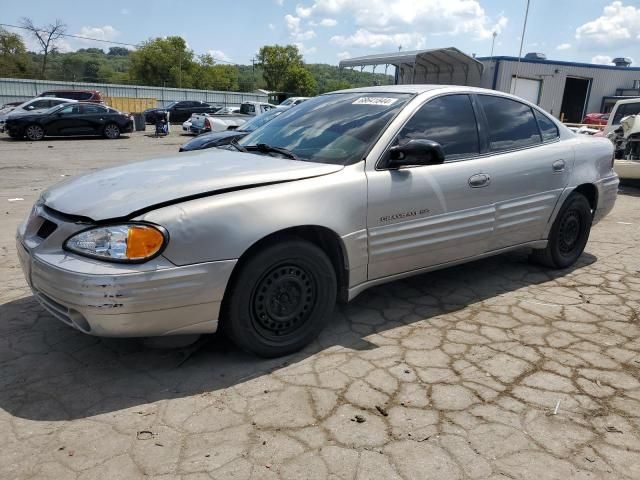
42 149 344 221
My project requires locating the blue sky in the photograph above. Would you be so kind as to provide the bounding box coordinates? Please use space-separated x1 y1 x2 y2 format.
3 1 640 67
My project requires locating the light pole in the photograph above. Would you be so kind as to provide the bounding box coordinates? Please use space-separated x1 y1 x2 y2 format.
513 0 531 93
490 31 497 58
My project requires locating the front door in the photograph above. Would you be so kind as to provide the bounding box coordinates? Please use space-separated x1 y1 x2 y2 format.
366 94 497 280
50 104 91 135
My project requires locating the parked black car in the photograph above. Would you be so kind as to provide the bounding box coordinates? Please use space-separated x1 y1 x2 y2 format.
144 101 221 124
179 107 288 152
6 102 134 141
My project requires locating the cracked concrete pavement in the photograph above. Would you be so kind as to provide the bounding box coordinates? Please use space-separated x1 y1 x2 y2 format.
1 132 640 479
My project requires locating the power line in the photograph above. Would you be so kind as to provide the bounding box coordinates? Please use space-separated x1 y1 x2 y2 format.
0 23 139 47
2 22 243 66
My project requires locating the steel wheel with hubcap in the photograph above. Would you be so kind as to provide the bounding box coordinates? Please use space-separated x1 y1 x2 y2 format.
530 192 593 269
223 239 337 357
25 124 44 141
104 123 120 139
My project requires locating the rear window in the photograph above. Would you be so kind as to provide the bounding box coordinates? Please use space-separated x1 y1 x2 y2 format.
613 102 640 124
534 110 559 142
478 95 542 151
240 103 256 114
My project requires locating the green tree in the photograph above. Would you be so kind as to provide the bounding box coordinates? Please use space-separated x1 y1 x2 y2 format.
192 54 239 91
257 44 303 91
283 64 317 96
322 79 351 93
83 59 101 81
108 47 130 56
0 28 32 77
129 36 195 87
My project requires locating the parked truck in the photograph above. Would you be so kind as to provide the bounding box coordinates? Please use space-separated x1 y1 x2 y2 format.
189 101 275 135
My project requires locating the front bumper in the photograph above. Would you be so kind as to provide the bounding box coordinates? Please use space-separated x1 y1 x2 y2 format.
614 159 640 180
17 211 237 337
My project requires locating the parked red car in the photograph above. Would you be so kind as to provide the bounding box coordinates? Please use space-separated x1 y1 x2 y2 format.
581 113 609 125
37 89 103 103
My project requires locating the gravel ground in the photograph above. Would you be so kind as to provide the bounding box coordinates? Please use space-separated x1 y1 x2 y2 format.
1 131 640 480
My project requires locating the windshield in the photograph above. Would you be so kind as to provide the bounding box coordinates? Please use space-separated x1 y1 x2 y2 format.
240 108 285 131
239 92 412 165
163 102 178 110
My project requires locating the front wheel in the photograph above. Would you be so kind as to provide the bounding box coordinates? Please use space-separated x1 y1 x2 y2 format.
25 124 44 141
223 239 337 357
530 192 593 269
103 123 121 139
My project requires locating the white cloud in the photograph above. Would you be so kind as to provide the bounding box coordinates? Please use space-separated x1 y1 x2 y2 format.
556 43 572 50
291 0 507 41
296 4 313 17
591 55 613 65
337 51 351 60
331 29 426 49
284 14 316 41
269 23 276 30
294 42 317 55
76 25 120 43
208 49 232 62
275 0 284 5
310 18 337 27
576 1 640 47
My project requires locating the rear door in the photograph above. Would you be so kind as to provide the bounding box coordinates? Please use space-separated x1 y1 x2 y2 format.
366 94 497 280
474 94 572 250
80 104 110 134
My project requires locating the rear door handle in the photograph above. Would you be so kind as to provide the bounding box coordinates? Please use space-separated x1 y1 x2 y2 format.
552 159 565 172
468 173 491 188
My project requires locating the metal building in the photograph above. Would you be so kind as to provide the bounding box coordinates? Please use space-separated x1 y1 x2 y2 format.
340 48 640 122
479 56 640 122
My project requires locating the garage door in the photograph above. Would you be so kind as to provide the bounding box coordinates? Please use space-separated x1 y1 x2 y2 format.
510 77 542 105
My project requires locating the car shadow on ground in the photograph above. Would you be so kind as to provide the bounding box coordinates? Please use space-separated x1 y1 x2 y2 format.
0 248 597 422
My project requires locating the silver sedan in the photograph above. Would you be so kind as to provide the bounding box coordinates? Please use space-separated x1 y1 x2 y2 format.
17 85 619 357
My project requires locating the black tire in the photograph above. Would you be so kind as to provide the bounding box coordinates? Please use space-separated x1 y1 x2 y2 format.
530 192 593 269
25 124 44 141
103 123 121 139
223 239 337 357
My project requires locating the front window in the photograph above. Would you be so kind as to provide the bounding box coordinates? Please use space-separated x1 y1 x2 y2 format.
239 92 412 165
393 94 480 160
241 109 284 131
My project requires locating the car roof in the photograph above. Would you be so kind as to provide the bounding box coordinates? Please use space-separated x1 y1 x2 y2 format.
42 89 100 93
23 97 77 104
613 97 640 107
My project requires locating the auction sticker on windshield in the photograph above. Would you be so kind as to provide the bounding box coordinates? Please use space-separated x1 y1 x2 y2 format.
352 97 398 106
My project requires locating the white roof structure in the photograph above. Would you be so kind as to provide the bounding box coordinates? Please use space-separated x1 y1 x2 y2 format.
339 47 484 87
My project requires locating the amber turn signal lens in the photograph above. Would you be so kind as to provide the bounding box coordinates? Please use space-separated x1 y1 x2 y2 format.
126 225 165 259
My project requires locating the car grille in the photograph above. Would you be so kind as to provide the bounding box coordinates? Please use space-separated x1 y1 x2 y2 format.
36 219 57 239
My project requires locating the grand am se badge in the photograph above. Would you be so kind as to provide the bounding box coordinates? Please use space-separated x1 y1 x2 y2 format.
379 208 430 223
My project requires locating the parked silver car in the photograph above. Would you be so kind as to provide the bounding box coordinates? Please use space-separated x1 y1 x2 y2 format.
17 85 619 357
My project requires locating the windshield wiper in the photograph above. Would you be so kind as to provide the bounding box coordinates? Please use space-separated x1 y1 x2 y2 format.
244 143 299 160
229 138 247 152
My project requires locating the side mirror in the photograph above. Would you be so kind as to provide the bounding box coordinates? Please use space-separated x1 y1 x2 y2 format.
387 139 445 168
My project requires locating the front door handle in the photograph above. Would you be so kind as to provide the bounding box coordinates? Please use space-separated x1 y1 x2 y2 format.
552 159 565 172
468 173 491 188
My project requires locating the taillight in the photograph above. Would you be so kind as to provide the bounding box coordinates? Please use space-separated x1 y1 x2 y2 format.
204 118 211 131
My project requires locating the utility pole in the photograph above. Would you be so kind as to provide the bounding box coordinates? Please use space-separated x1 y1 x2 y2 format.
513 0 531 93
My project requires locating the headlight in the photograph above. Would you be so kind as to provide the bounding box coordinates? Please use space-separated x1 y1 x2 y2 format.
65 224 168 262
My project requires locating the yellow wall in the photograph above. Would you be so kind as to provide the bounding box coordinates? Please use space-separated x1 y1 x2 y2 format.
102 97 157 113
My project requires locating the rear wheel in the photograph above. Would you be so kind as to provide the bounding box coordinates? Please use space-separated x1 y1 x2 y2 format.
223 239 337 357
104 123 120 139
25 124 44 141
530 192 593 269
